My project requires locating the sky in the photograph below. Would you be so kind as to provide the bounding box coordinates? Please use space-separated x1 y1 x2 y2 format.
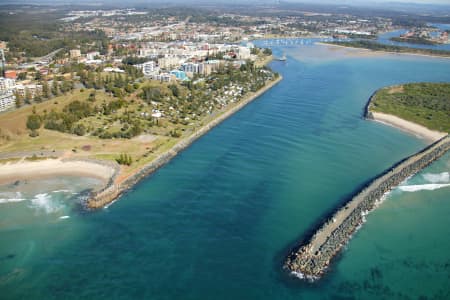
1 0 450 6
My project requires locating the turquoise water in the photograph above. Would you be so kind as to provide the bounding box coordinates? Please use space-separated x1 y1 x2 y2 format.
1 42 450 299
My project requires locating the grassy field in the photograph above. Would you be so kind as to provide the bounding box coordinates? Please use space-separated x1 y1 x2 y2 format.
0 89 179 173
370 83 450 132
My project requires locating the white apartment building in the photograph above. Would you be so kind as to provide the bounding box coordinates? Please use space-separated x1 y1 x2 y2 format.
158 56 181 69
14 84 43 99
0 77 16 93
86 51 100 60
0 90 16 112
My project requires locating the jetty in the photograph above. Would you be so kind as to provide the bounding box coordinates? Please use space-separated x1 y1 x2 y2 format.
284 134 450 280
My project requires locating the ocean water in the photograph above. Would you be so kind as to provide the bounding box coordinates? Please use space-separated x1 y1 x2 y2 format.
1 42 450 299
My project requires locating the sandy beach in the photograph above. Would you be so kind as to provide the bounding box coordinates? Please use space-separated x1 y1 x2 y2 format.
0 159 116 185
320 42 450 59
371 111 448 142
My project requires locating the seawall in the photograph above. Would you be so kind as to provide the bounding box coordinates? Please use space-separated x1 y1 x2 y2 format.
87 76 283 209
284 134 450 280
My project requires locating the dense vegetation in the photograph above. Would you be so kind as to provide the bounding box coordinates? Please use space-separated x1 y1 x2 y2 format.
25 59 275 140
370 83 450 132
390 37 437 45
328 40 450 57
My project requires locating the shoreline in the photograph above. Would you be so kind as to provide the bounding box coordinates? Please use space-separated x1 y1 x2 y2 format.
369 111 447 143
87 75 283 209
0 158 118 187
285 89 450 281
363 88 448 143
318 42 450 59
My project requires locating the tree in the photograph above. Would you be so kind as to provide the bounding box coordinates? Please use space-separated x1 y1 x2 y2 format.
35 71 42 80
26 114 42 131
17 72 27 80
24 89 32 104
14 92 23 108
168 84 180 98
72 124 86 136
51 80 59 96
42 81 50 99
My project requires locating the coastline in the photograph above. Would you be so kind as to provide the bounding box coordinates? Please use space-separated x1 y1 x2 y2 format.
0 158 118 186
285 88 450 281
370 111 447 143
318 42 450 59
87 75 283 209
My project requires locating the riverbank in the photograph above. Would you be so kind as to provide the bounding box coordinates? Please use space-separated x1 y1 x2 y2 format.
0 158 117 186
87 75 283 209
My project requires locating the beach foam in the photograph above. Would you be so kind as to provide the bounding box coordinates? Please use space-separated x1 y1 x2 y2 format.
422 172 449 183
29 193 63 214
398 183 450 192
0 192 25 204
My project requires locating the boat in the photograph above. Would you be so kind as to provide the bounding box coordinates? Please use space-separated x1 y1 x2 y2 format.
276 53 287 61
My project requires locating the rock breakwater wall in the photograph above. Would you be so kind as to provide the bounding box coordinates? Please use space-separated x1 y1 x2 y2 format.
285 135 450 280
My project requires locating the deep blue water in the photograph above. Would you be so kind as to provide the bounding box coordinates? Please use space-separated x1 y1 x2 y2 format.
1 41 450 299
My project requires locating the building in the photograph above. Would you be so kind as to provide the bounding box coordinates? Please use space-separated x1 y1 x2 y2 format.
0 90 16 112
151 73 173 82
86 51 100 60
0 77 16 93
142 61 155 76
70 49 81 59
181 63 200 74
4 70 17 79
237 46 251 60
14 84 43 99
158 56 181 69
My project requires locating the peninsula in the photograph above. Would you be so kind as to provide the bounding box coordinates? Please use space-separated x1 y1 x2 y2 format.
325 40 450 58
284 82 450 280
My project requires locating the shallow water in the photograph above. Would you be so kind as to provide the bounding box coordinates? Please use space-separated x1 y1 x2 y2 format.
1 41 449 299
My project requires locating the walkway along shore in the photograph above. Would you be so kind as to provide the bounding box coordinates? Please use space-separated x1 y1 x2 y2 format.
284 93 450 281
87 76 283 209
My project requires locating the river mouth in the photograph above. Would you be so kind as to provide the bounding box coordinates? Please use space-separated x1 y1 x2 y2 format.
1 40 450 299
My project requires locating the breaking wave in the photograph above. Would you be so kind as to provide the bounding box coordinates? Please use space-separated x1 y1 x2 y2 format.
29 193 63 214
422 172 449 183
0 192 26 204
398 183 450 192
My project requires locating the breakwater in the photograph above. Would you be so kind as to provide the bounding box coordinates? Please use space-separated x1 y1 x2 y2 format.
87 76 282 209
285 134 450 280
